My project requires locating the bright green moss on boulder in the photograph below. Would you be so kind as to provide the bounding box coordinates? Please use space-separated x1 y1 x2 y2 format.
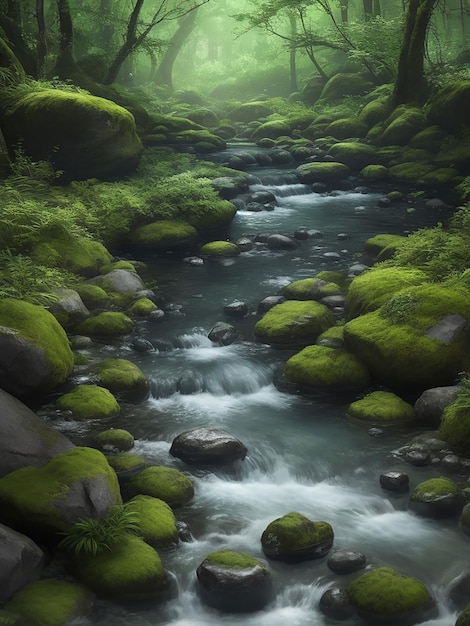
327 141 376 169
358 97 392 127
127 466 194 507
200 241 240 256
75 284 108 309
56 384 120 419
345 267 428 319
348 567 433 621
283 278 342 301
105 453 146 474
319 72 374 102
316 270 347 290
296 161 350 184
254 300 335 346
93 428 134 452
361 164 388 181
439 392 470 455
171 129 226 151
426 81 470 133
252 120 292 140
387 162 434 183
411 477 459 500
205 549 266 569
127 495 178 548
325 118 368 140
316 325 345 347
261 511 334 561
93 358 149 402
4 579 94 626
99 260 137 274
228 102 273 123
378 106 426 146
127 297 158 317
364 234 408 258
129 220 198 251
409 477 461 518
347 391 415 423
283 345 371 390
70 534 168 600
76 311 133 337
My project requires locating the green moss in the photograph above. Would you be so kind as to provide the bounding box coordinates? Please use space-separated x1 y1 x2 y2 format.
327 142 376 169
127 466 194 507
74 284 108 308
254 300 335 346
127 495 178 548
440 401 470 455
358 97 392 127
127 297 158 317
170 129 226 150
0 447 122 534
347 391 415 423
0 298 74 390
283 345 371 389
129 220 198 251
228 102 274 122
296 161 350 184
4 579 94 626
360 164 388 181
93 358 148 401
319 72 373 102
56 384 120 419
151 114 203 133
199 241 240 256
205 550 266 570
283 278 342 300
252 120 292 140
316 325 345 343
411 477 459 500
387 161 434 182
261 512 333 556
456 602 470 626
408 125 446 151
426 81 470 133
378 106 426 146
76 311 133 337
106 453 145 472
100 260 137 274
421 167 461 186
364 234 408 258
348 567 432 616
325 118 368 141
315 271 347 290
93 428 134 451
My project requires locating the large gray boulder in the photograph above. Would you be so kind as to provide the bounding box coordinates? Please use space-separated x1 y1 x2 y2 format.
88 269 146 295
0 524 45 602
414 386 460 427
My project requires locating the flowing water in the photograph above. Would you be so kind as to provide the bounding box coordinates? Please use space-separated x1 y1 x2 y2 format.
53 146 469 625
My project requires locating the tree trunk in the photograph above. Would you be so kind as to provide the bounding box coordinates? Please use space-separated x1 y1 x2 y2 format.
363 0 373 20
36 0 47 77
0 5 36 76
98 0 114 48
341 0 349 23
288 13 298 92
392 0 439 106
155 7 199 90
104 0 144 85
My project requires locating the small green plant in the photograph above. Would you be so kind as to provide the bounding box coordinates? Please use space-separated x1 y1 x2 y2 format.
58 504 140 557
380 291 419 324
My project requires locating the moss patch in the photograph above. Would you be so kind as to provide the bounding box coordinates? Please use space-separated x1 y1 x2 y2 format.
327 141 376 169
296 161 350 184
93 428 134 452
74 284 108 309
127 297 158 317
411 477 459 500
76 311 133 337
283 278 342 301
129 220 198 251
261 511 333 560
56 384 120 419
127 495 178 548
440 400 470 455
127 466 194 507
93 358 148 402
364 234 408 258
199 241 240 256
205 549 266 570
347 391 415 423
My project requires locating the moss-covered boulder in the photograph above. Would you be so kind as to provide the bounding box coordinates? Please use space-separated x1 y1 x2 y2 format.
227 102 274 122
387 161 434 183
360 164 388 181
347 391 415 424
378 106 427 146
261 511 334 562
316 325 345 348
129 220 198 252
93 428 134 453
409 477 462 518
440 394 470 455
254 300 335 347
76 311 133 337
345 267 428 319
319 72 374 102
0 447 122 536
126 297 158 317
457 603 470 626
296 161 350 184
283 345 371 390
92 358 149 403
283 278 342 301
325 118 368 140
70 534 168 600
74 284 108 309
197 550 273 612
343 284 470 389
348 567 434 624
0 298 74 399
31 223 112 277
4 578 94 626
105 453 146 480
127 495 178 548
409 125 446 151
328 142 377 169
126 466 194 507
358 97 392 127
427 81 470 133
252 120 292 140
199 241 240 256
363 234 408 259
0 88 143 180
56 384 120 419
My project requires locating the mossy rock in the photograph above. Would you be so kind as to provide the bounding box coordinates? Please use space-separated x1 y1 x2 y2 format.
319 72 374 102
127 495 178 548
251 120 292 140
0 447 122 535
409 477 461 518
421 167 461 186
127 297 158 317
283 278 342 301
227 102 274 123
300 77 326 105
347 391 415 424
328 142 377 169
93 428 134 452
408 125 446 151
316 325 345 348
76 312 133 337
283 345 371 390
363 234 408 260
457 604 470 626
325 118 368 140
1 88 143 180
70 534 168 600
426 81 470 133
4 578 94 626
296 161 350 184
129 220 198 252
199 241 240 256
316 270 347 290
186 108 220 127
254 300 335 347
358 97 392 127
170 129 226 150
126 466 194 507
92 358 149 402
378 106 426 146
0 609 24 625
439 398 470 455
151 114 203 133
56 384 120 420
361 164 388 181
99 260 137 274
74 284 108 309
387 162 434 183
348 567 433 623
345 267 428 319
0 298 74 398
105 452 146 476
436 137 470 171
261 511 334 562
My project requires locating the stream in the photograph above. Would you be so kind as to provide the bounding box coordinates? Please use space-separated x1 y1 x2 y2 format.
52 145 469 625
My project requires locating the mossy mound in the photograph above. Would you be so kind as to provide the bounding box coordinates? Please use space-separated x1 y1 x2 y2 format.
347 391 415 424
31 223 112 277
283 278 342 301
56 384 120 419
427 81 470 133
93 428 134 452
378 106 426 146
105 453 146 475
151 113 203 133
0 447 122 535
129 220 198 252
4 578 94 626
227 102 274 123
261 511 334 562
325 118 368 140
440 397 470 455
344 284 470 389
254 300 335 347
99 260 137 274
126 297 158 317
252 120 292 140
70 534 168 600
93 358 149 402
126 466 194 507
408 125 446 151
0 298 74 398
170 129 226 151
348 567 433 623
387 162 434 183
76 312 133 337
360 164 388 181
358 97 392 127
409 477 461 518
345 267 428 319
296 161 350 184
186 108 220 127
421 167 461 186
319 72 374 102
283 345 371 390
199 241 240 256
328 142 377 169
127 495 178 548
316 325 345 348
316 270 347 290
1 88 142 180
364 234 408 259
74 284 108 309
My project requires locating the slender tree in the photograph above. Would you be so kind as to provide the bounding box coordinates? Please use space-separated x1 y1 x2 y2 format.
155 7 199 89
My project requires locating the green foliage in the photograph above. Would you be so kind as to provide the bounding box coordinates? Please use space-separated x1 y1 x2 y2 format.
380 291 420 324
345 17 402 78
58 504 139 556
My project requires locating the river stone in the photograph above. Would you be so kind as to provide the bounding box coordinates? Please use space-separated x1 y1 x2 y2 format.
379 471 409 492
236 237 254 251
247 190 277 205
405 449 432 466
257 295 285 313
246 201 265 212
49 288 89 330
196 549 273 613
224 300 248 318
212 177 249 200
126 466 194 507
261 511 334 562
170 428 247 465
409 477 462 518
88 268 146 295
327 550 366 574
0 524 45 602
449 572 470 610
208 321 239 346
267 234 299 250
414 386 460 427
426 314 467 344
319 587 354 620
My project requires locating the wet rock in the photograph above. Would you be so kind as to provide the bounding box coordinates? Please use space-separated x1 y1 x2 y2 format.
414 386 460 427
377 197 391 207
321 295 345 309
380 471 409 492
327 550 366 574
269 149 293 164
230 198 246 211
449 571 470 610
319 587 353 620
227 155 246 170
312 182 327 193
170 428 247 465
368 427 384 438
254 152 272 166
247 190 277 205
323 251 341 259
212 177 249 200
208 321 239 346
337 233 350 240
294 227 310 240
257 295 285 313
246 201 265 212
441 453 460 472
254 233 270 243
405 449 432 466
267 234 299 250
236 237 254 252
176 520 193 543
426 314 467 344
183 256 204 266
88 269 145 295
224 300 248 318
409 477 462 518
0 524 45 602
347 263 369 277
